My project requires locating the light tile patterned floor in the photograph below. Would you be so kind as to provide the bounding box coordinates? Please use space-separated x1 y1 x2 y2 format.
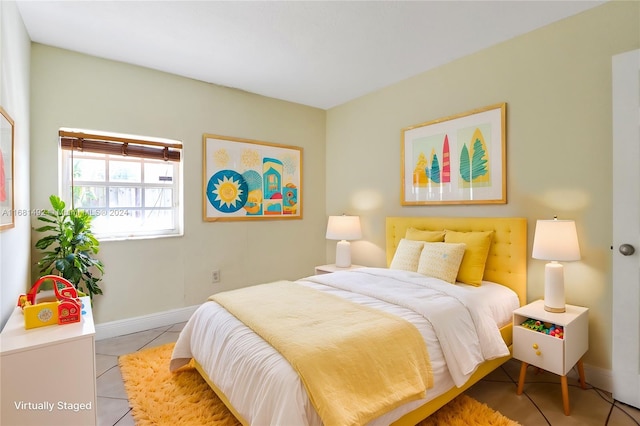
96 324 640 426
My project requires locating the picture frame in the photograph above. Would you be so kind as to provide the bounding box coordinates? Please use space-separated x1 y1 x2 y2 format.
401 103 506 205
203 134 303 221
0 107 15 231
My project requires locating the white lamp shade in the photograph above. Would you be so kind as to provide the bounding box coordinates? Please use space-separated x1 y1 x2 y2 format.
326 215 362 241
532 218 580 313
532 219 581 261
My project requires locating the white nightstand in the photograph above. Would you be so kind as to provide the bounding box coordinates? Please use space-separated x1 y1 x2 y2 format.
513 299 588 415
314 264 365 275
1 296 97 425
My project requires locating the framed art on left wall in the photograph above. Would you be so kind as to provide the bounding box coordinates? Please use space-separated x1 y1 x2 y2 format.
0 107 14 231
203 134 303 221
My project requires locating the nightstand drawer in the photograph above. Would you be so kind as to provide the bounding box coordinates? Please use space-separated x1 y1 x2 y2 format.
513 300 589 416
513 300 588 376
513 325 564 375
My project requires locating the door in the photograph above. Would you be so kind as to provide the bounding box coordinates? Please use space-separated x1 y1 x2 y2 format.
612 49 640 409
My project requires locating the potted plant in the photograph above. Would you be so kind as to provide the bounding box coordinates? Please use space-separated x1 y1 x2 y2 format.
34 195 104 300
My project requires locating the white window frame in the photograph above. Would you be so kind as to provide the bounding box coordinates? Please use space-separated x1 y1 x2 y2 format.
59 129 183 241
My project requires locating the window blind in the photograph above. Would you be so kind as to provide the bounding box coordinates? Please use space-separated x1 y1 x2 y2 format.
59 130 182 162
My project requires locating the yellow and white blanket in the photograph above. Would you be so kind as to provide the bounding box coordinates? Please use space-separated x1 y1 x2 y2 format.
170 268 518 426
209 280 432 426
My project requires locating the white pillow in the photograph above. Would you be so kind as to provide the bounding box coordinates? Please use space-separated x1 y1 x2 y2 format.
417 242 466 284
389 239 425 272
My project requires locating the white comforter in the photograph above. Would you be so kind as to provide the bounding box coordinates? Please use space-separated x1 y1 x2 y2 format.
170 268 519 426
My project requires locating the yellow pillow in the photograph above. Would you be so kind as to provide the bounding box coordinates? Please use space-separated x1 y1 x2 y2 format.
444 230 494 286
405 228 445 242
389 238 425 272
417 242 466 284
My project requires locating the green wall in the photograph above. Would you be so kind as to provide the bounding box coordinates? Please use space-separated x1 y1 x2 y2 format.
29 45 327 324
0 1 32 327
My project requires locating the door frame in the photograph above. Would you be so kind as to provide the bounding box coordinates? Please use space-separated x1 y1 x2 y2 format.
611 48 640 409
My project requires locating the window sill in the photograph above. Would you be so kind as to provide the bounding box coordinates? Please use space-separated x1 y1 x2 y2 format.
97 232 184 243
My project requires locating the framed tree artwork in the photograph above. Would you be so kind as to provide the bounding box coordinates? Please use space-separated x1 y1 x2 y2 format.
401 103 506 205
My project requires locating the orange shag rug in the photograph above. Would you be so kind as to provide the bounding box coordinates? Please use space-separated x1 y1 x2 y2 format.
119 343 520 426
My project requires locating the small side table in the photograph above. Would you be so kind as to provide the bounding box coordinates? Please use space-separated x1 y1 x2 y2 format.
1 296 97 425
513 300 588 415
314 264 365 275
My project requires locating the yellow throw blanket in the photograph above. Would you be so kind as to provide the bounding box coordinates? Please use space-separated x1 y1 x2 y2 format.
210 281 433 426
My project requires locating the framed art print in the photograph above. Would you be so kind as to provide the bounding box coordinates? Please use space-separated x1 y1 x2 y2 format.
203 134 302 221
0 107 14 230
401 103 506 205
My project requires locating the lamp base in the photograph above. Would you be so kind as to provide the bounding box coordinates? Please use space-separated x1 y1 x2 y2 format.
335 240 352 268
544 262 566 313
544 305 566 313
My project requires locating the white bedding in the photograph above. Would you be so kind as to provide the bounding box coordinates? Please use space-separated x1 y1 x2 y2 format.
170 267 519 426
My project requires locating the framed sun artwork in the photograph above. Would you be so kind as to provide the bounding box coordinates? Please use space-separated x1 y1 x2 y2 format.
202 134 303 221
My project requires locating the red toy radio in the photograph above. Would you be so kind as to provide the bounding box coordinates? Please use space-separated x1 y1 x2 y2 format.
17 275 83 329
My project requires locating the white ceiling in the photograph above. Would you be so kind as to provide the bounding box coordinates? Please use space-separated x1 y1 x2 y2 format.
16 0 606 109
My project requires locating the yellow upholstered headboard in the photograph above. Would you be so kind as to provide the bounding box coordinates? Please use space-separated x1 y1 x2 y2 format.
386 217 527 306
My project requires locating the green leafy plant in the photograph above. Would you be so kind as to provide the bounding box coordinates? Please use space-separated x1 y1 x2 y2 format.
34 195 104 300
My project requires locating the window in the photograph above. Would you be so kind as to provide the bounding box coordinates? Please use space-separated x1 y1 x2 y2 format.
59 129 183 240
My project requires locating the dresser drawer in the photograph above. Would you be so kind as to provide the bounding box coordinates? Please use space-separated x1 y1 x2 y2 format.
513 325 564 375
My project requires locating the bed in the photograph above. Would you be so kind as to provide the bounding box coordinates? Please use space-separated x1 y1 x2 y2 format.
170 216 527 425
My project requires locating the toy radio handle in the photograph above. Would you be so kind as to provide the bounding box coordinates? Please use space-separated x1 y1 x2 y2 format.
17 275 83 329
18 275 79 307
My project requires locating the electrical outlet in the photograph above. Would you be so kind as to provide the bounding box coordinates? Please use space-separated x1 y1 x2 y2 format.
212 270 220 283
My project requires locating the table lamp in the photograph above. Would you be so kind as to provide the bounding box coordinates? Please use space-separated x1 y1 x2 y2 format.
326 215 362 268
532 217 581 313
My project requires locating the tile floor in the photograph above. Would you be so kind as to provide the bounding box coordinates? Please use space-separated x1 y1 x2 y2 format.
96 323 640 426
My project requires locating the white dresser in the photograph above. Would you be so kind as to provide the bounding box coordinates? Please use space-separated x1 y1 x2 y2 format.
1 296 97 426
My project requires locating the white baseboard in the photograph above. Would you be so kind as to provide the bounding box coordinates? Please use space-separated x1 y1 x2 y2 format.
584 363 613 393
567 362 613 393
95 304 200 341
